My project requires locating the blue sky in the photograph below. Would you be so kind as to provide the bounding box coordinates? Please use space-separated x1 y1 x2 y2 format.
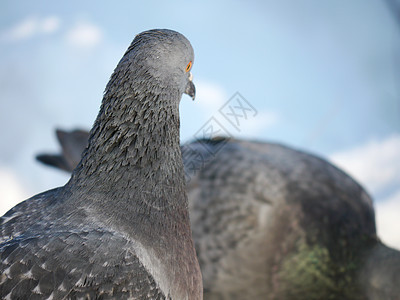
1 0 399 248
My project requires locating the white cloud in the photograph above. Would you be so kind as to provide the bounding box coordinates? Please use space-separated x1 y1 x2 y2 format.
376 190 400 250
66 21 103 49
329 134 400 194
196 80 228 112
0 167 29 216
0 16 60 42
40 16 61 34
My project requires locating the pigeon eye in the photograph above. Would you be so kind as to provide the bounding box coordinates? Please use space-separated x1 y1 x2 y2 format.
185 61 192 72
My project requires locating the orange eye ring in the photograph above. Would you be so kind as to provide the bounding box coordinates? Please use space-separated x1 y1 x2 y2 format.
185 61 192 72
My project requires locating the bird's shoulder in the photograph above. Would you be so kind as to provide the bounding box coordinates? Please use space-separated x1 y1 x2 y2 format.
0 227 168 299
185 138 373 207
0 188 64 244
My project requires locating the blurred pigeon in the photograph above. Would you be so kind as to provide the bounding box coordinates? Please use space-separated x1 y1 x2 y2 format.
1 29 202 299
183 138 400 300
38 133 400 299
36 129 89 172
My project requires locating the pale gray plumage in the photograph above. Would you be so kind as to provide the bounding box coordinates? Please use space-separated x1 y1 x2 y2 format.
38 134 400 299
1 29 202 300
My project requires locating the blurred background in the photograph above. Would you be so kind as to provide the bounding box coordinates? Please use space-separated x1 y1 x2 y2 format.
0 1 399 249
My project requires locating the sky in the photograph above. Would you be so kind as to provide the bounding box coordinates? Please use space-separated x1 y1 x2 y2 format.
0 0 399 249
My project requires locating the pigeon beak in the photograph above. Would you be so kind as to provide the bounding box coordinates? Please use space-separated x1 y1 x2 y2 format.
184 72 196 101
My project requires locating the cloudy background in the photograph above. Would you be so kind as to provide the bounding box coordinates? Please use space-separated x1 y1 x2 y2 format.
1 1 399 249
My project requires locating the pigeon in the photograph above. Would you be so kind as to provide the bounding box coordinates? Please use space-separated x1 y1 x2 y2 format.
38 134 400 299
183 138 400 300
1 29 202 300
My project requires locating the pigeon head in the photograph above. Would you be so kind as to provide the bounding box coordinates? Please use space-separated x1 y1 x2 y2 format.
111 29 195 101
71 29 197 184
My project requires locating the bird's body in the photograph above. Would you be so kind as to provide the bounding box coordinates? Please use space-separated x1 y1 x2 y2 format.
184 138 379 299
1 29 202 299
1 189 169 299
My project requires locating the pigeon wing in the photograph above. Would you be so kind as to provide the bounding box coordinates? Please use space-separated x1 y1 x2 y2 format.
1 229 168 299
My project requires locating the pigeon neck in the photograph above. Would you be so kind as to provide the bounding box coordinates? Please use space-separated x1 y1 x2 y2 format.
68 82 186 211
